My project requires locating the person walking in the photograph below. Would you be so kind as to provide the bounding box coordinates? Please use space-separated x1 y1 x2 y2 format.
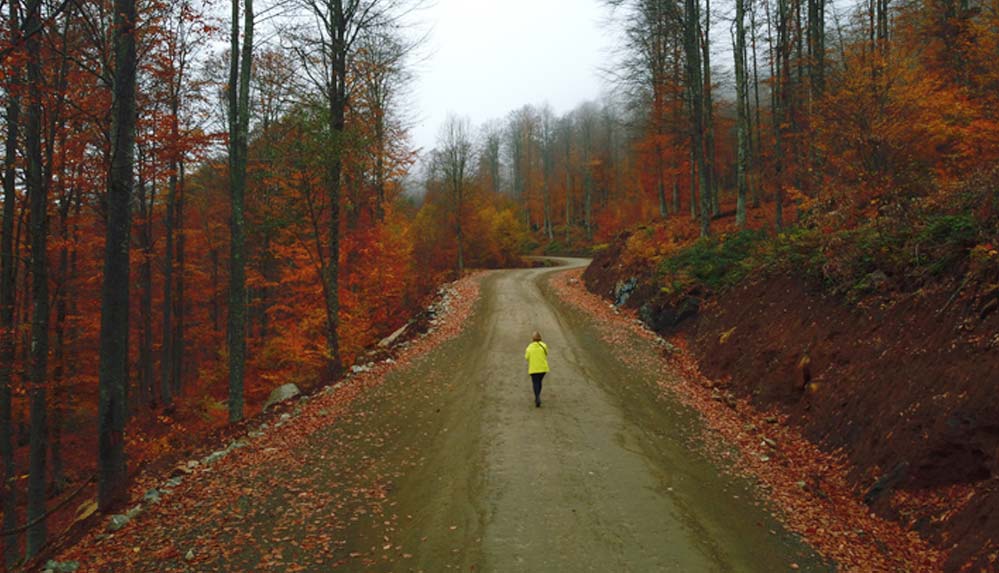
525 331 549 408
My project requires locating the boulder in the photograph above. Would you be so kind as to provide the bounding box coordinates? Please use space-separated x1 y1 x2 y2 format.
43 561 79 573
378 322 410 348
263 383 301 411
613 277 639 307
108 514 130 532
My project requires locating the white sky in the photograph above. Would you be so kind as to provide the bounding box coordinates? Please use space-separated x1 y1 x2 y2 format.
407 0 615 152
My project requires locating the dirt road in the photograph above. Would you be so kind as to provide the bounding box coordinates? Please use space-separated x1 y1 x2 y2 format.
62 260 825 572
334 259 824 572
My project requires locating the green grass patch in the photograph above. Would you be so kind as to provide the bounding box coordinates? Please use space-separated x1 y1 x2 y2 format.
658 229 768 293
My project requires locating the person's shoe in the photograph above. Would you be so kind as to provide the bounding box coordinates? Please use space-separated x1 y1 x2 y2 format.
535 399 541 408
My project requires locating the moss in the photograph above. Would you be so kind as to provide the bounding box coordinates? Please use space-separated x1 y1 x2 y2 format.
658 229 768 293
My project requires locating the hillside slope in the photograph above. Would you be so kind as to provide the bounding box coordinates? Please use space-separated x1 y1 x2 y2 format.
583 223 999 572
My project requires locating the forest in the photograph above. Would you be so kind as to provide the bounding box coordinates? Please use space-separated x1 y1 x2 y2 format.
1 0 998 569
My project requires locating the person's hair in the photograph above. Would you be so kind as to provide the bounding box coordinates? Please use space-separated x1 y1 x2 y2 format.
532 331 542 342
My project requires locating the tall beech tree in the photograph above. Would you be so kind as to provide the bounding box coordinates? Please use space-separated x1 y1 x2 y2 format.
1 0 21 565
735 0 750 227
436 116 474 273
24 0 49 555
98 0 137 512
228 0 253 422
684 0 710 236
293 0 412 378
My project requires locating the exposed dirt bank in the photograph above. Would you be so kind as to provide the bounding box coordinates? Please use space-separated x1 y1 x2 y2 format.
584 240 999 572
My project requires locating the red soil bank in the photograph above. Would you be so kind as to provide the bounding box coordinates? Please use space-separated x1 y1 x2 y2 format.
584 248 999 572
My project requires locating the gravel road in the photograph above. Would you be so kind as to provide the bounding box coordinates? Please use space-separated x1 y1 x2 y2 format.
339 259 824 572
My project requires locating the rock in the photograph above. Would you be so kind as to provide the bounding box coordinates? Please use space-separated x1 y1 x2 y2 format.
43 561 80 573
863 461 910 506
280 413 291 421
762 437 778 448
203 450 227 465
125 504 143 520
743 423 757 433
379 322 411 348
764 416 779 424
143 489 162 504
263 383 301 411
187 460 200 469
108 514 131 532
165 476 184 488
795 481 807 490
613 277 639 307
185 549 195 561
759 455 771 462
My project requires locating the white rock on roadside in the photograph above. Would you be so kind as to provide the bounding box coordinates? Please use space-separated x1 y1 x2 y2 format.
263 383 301 411
143 489 162 504
108 514 130 532
42 560 79 573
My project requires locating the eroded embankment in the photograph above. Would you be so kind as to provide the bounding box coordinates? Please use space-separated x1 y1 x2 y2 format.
583 248 999 572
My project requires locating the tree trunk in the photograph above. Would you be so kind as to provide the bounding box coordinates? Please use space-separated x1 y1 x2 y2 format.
1 2 21 564
564 134 572 242
656 122 668 219
582 124 593 240
322 0 347 380
98 0 138 512
684 0 710 236
542 143 554 240
374 117 386 220
751 0 764 208
228 0 254 422
701 0 719 219
25 0 50 554
456 187 464 274
689 147 697 219
774 0 790 230
735 0 750 228
137 152 155 407
173 162 185 392
162 160 175 406
51 195 71 493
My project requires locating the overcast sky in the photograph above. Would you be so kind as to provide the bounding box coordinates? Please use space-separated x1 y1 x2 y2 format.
407 0 615 152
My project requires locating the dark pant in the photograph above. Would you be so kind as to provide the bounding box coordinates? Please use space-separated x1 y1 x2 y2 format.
531 373 546 402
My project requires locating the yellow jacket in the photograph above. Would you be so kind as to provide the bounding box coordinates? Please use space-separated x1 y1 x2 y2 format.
525 341 550 374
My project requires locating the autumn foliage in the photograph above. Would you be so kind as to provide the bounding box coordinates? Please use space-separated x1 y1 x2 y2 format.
0 0 527 566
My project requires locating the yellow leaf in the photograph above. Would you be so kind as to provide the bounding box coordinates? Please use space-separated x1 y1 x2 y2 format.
75 499 98 523
720 327 737 344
